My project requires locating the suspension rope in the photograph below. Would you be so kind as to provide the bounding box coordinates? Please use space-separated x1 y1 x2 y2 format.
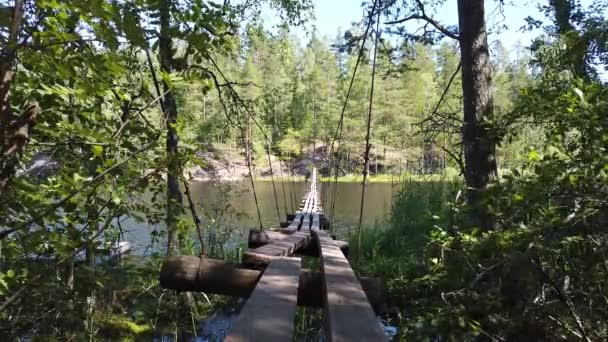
207 85 264 230
242 116 264 230
356 10 381 266
325 0 379 228
264 142 282 223
288 153 296 213
278 158 289 216
320 168 327 212
209 57 283 225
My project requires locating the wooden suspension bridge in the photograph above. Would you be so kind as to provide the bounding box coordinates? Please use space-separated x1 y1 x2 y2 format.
160 167 388 341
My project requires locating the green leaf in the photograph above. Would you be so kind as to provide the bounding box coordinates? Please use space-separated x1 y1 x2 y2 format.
92 145 104 157
0 277 7 293
527 150 540 162
458 316 466 328
123 10 145 47
573 87 585 103
513 193 524 202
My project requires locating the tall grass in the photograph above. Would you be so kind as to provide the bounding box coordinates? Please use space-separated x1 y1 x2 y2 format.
351 176 462 276
320 167 462 183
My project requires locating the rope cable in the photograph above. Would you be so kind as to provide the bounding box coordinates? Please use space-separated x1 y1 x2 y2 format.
209 57 283 226
278 157 289 216
264 142 282 223
356 9 381 267
288 153 296 212
325 0 379 228
242 115 264 230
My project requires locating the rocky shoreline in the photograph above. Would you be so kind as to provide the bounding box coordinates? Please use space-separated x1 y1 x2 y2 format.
187 154 321 182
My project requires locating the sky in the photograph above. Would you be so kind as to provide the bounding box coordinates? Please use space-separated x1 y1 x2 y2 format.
311 0 546 49
264 0 598 51
260 0 606 79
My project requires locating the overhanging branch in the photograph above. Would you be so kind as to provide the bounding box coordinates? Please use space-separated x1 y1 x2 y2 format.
385 0 459 40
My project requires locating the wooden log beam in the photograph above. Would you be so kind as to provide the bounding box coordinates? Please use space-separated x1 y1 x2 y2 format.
159 256 261 297
159 256 386 313
247 229 349 257
242 231 310 267
285 214 330 230
247 229 288 248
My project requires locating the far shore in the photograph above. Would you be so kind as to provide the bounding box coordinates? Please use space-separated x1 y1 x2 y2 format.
188 173 460 183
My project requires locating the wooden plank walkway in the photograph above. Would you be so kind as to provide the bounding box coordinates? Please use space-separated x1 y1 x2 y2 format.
242 168 321 266
222 166 386 341
225 257 301 342
242 231 310 266
285 213 302 231
311 213 320 230
297 168 319 232
313 229 387 341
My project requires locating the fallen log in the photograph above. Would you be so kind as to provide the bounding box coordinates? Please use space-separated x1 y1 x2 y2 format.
160 256 261 297
159 256 385 313
247 230 288 248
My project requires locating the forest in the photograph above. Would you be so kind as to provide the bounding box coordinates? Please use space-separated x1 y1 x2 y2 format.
0 0 607 340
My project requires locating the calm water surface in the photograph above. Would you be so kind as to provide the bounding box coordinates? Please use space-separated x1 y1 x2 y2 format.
121 180 399 254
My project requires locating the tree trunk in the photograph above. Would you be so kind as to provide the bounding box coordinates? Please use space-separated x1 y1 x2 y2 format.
383 135 386 166
549 0 587 77
0 0 25 196
159 0 183 256
550 0 576 34
346 148 350 174
457 0 498 230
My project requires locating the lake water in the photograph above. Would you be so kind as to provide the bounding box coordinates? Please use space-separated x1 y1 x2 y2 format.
120 180 400 254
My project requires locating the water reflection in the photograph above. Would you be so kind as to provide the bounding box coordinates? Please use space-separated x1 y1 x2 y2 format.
189 180 397 228
120 180 398 254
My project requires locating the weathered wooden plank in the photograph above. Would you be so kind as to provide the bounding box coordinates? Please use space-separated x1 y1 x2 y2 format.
313 230 387 342
285 213 303 231
302 194 312 212
225 257 301 342
248 230 350 258
301 214 311 230
242 231 310 266
311 214 320 230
